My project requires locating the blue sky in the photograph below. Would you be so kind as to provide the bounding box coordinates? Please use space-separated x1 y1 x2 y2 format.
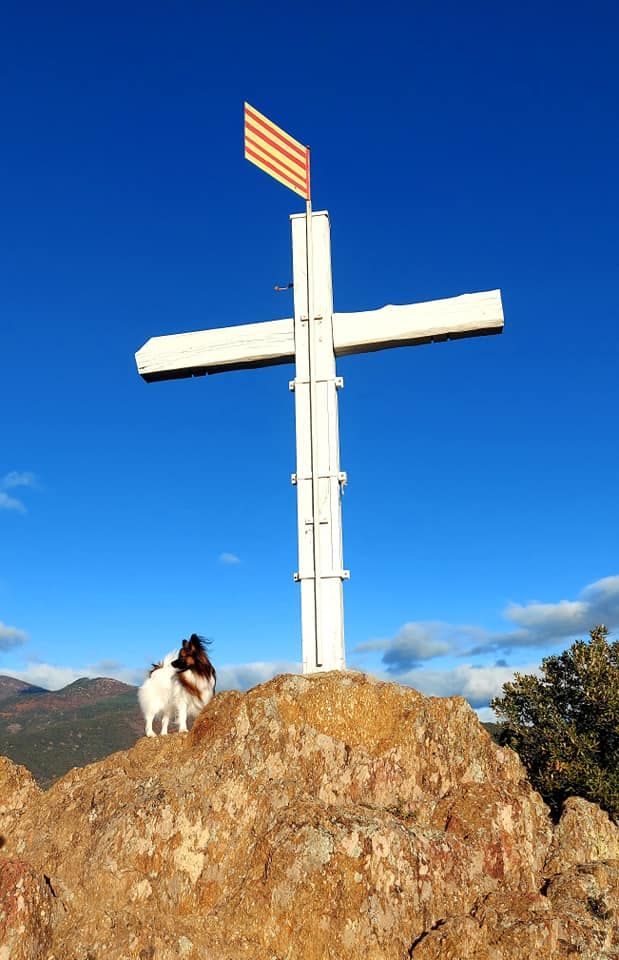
1 2 618 716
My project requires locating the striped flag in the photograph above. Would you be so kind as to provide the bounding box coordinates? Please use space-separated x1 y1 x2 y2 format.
244 103 310 200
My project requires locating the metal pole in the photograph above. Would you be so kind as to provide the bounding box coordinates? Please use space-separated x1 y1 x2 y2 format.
305 189 323 668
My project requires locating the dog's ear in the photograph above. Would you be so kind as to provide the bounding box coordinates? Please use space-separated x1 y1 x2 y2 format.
182 638 189 649
190 633 211 648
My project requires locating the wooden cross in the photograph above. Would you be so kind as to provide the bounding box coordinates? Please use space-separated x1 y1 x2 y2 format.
135 211 503 674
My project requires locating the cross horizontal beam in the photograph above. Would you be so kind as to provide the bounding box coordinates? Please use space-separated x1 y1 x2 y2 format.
135 289 504 382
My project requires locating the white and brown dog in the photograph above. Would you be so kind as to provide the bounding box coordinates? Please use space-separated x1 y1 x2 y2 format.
138 634 216 736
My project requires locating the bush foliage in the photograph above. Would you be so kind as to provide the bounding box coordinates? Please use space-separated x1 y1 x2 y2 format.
491 626 618 821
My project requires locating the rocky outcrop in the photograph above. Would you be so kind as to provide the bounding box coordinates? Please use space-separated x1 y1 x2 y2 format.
0 672 617 959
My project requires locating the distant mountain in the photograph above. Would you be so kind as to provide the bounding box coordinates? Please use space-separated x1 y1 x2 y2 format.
4 677 137 715
0 675 48 703
0 675 143 787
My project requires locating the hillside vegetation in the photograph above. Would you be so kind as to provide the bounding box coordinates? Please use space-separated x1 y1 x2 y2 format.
0 677 142 786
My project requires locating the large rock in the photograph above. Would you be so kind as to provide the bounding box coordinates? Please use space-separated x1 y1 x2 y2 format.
0 671 617 959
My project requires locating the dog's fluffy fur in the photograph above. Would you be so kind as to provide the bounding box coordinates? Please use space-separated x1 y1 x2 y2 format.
138 634 216 736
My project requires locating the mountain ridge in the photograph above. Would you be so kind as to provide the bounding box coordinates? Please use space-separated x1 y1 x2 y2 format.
0 674 142 786
0 675 48 702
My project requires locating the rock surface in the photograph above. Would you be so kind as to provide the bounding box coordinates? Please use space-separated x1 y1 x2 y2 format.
545 796 619 875
0 671 617 959
0 858 54 960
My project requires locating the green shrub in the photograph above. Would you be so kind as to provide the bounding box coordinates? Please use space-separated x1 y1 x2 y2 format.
491 626 619 821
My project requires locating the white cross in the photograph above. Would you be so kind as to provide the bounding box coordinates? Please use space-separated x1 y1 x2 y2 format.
135 210 503 674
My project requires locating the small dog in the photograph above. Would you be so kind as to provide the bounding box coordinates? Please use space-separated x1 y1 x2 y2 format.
138 634 216 737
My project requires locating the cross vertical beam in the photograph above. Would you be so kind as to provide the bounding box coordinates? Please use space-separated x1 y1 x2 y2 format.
291 210 347 673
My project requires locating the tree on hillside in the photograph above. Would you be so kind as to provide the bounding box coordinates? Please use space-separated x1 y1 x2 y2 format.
491 626 619 821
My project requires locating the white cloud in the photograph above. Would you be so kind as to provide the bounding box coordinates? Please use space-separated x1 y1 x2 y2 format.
447 573 619 657
0 492 26 513
357 621 455 671
1 657 297 693
217 660 299 691
583 574 619 596
352 573 619 697
218 552 241 566
0 471 39 513
504 599 588 634
2 471 38 489
394 662 540 709
0 620 28 650
580 575 619 626
479 574 619 654
475 706 498 723
354 621 527 670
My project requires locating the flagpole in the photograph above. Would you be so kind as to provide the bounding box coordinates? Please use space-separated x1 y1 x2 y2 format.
305 166 323 668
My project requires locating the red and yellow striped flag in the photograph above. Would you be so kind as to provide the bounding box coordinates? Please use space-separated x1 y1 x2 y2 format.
244 103 310 200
